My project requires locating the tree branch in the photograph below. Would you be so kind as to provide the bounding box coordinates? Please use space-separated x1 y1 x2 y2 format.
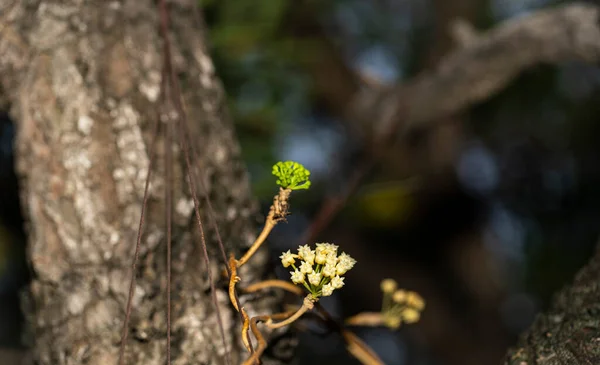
353 3 600 136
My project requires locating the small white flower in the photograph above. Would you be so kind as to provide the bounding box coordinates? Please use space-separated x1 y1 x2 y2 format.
315 252 327 265
325 253 337 266
290 270 304 284
337 252 355 266
336 252 356 275
305 253 315 265
315 243 338 256
280 250 296 268
330 275 345 289
329 243 339 255
297 244 313 258
321 283 334 297
307 271 322 286
315 243 327 255
322 262 336 278
299 260 313 274
297 244 316 266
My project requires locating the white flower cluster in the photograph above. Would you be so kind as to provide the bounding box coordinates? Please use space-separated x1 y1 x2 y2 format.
280 243 356 298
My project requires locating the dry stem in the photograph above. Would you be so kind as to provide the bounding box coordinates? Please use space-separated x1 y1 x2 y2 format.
345 312 385 327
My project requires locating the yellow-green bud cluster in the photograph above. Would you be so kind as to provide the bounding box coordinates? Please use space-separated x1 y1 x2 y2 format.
272 161 311 190
280 243 356 299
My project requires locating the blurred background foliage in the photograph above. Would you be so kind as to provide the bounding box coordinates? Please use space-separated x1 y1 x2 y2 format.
1 0 600 364
200 0 600 364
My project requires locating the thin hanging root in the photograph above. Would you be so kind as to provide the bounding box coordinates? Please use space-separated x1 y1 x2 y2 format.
117 79 163 365
345 312 385 327
342 329 385 365
243 280 303 296
242 310 296 365
228 255 241 312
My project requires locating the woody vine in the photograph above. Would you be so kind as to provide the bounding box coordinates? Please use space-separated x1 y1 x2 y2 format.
229 161 426 365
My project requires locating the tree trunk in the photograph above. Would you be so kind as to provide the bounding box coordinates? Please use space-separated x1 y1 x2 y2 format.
503 241 600 365
0 1 280 364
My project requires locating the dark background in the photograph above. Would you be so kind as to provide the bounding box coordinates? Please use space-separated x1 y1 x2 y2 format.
2 0 600 364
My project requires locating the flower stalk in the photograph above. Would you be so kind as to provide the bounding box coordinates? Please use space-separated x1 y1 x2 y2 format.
345 278 425 330
265 295 315 329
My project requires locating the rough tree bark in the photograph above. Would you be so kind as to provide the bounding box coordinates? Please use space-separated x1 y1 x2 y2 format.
503 242 600 364
0 1 283 364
